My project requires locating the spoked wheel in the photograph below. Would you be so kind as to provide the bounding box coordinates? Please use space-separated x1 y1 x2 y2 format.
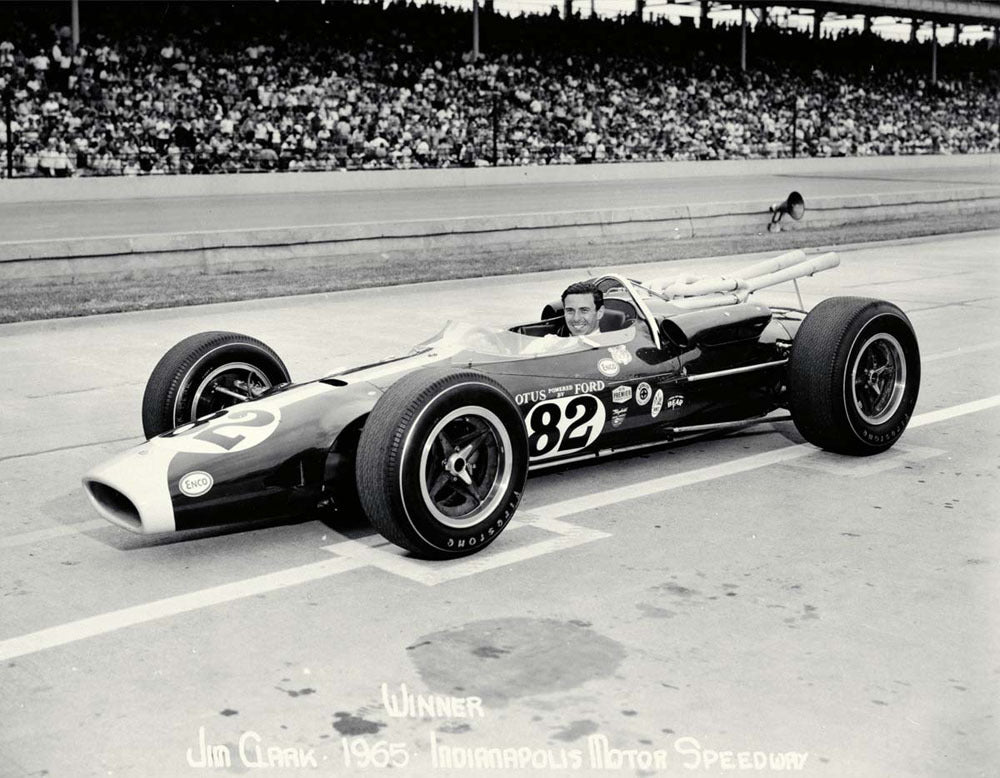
186 362 275 420
789 297 920 455
850 333 907 425
141 331 290 439
419 407 515 529
356 367 528 558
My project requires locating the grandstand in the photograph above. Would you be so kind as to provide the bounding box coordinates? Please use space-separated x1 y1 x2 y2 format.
1 0 997 177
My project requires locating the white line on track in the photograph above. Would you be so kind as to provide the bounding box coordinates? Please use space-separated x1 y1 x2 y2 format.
537 444 815 519
323 516 610 587
908 395 1000 428
1 393 998 662
0 557 365 662
922 340 1000 362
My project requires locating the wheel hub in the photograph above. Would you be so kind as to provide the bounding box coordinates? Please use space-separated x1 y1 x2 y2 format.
851 333 906 424
186 362 274 424
445 453 468 477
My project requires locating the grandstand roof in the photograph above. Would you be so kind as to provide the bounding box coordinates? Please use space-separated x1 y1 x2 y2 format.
783 0 1000 23
695 0 1000 23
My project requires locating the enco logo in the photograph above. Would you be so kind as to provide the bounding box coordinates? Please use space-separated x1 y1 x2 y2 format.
179 471 213 497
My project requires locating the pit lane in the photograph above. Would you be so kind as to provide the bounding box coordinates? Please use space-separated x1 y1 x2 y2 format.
0 230 997 777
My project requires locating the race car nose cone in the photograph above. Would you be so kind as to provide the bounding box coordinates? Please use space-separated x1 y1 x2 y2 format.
82 443 177 534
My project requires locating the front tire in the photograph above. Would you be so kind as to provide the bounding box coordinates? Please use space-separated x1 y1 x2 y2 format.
141 331 290 439
789 297 920 455
355 368 528 558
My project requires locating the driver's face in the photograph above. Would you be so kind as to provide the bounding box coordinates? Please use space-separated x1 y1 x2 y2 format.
563 293 603 336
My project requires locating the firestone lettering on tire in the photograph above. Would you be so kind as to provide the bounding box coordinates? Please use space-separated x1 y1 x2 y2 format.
858 411 910 445
446 508 515 549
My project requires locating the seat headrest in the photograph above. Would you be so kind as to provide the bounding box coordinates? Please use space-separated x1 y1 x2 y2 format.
599 308 627 332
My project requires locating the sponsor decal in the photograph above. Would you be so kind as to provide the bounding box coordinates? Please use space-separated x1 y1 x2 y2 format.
525 394 607 460
635 382 652 406
607 345 633 366
611 407 628 428
598 358 620 378
179 471 213 497
612 385 632 404
651 389 664 418
667 394 685 410
515 380 605 406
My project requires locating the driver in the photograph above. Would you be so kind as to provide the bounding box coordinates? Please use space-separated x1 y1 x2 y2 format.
516 282 606 356
561 281 604 337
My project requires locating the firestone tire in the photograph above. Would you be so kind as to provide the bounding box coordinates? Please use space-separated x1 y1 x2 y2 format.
788 297 920 455
141 331 291 439
355 367 528 558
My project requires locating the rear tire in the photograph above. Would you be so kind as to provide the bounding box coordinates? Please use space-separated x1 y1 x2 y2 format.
141 331 290 439
788 297 920 455
355 367 528 558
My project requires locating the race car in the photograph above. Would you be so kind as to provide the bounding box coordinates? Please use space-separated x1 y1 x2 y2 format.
83 250 921 558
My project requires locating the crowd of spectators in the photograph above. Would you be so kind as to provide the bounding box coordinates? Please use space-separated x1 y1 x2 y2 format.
0 1 997 177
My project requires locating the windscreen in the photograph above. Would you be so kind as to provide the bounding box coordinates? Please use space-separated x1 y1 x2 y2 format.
411 321 637 362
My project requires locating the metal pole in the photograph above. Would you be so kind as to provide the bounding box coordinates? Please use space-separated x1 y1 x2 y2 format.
740 5 747 71
491 92 498 166
931 21 937 83
472 0 480 58
791 98 798 158
4 85 13 178
71 0 80 54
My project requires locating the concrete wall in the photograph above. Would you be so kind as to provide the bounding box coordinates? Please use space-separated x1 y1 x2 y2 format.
3 153 999 204
3 186 998 280
3 155 998 279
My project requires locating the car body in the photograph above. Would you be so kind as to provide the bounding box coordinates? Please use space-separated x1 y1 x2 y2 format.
83 258 920 557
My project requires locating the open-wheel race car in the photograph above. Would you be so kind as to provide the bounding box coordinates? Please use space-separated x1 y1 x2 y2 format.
83 250 921 558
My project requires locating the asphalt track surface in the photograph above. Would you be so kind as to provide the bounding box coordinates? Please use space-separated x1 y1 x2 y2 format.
1 227 999 777
1 165 998 242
